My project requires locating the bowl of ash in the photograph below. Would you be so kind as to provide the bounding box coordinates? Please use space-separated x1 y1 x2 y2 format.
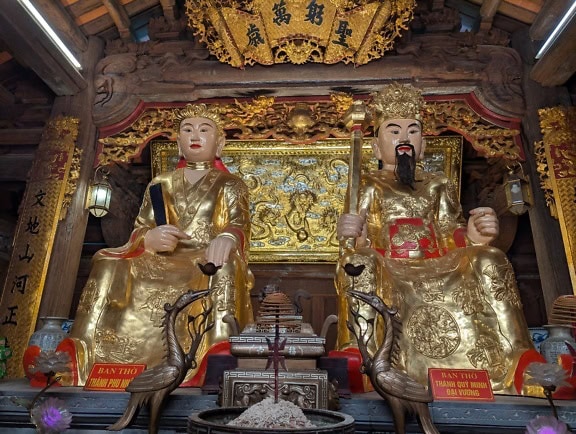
188 397 355 433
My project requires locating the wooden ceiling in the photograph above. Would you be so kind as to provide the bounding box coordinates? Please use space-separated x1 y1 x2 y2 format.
0 0 567 97
0 0 573 221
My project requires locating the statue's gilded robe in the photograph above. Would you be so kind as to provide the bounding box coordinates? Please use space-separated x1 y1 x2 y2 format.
336 169 535 393
66 168 254 385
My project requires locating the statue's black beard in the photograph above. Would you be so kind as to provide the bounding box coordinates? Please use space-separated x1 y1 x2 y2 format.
395 144 416 189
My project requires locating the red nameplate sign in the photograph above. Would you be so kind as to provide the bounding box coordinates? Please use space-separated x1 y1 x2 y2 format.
428 368 494 401
84 363 146 391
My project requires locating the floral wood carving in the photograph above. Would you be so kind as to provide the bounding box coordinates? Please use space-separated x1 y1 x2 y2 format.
423 100 521 160
98 95 522 166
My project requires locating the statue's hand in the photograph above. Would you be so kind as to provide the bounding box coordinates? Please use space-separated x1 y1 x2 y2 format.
144 224 191 253
467 207 499 245
337 212 365 240
206 235 235 267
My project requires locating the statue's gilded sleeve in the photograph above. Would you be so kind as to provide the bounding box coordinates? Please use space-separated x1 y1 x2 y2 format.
435 176 468 250
214 177 251 254
134 184 156 229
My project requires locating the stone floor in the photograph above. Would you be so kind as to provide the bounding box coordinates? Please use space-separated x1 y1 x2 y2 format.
1 379 575 433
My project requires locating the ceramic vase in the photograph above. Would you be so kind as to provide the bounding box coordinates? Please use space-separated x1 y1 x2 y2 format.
539 324 576 364
23 317 69 386
28 317 69 351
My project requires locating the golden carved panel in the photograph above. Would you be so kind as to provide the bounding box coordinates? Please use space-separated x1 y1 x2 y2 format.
98 97 520 167
184 0 415 67
152 136 462 262
537 106 576 292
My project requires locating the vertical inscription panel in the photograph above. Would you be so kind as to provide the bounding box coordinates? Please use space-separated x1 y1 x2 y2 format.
0 117 79 377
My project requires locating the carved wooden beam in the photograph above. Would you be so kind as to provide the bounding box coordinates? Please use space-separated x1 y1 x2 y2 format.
102 0 133 41
91 35 526 126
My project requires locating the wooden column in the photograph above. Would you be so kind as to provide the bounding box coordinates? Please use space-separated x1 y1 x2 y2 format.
511 28 573 319
38 37 104 319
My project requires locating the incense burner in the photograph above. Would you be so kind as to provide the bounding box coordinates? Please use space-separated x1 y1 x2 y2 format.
220 291 337 409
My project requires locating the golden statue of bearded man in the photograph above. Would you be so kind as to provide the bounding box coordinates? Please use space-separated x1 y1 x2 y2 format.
59 104 254 387
334 83 541 394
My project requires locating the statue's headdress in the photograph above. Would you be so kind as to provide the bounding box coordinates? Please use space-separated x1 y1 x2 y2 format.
370 83 425 129
174 103 225 137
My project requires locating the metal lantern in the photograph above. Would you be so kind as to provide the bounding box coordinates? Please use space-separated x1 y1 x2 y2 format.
86 167 112 217
499 167 533 216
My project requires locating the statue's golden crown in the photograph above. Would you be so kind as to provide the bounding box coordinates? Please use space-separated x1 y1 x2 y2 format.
174 104 225 135
370 83 425 128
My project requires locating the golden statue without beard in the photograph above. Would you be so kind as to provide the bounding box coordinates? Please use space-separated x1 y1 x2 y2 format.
59 104 254 386
335 83 541 394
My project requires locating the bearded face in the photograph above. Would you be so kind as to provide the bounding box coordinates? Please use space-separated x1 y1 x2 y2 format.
373 118 424 180
394 143 417 189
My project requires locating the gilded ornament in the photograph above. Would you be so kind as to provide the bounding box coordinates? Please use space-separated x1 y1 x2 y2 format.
330 92 354 114
537 106 576 292
414 279 445 303
423 100 521 160
452 280 484 315
286 103 316 136
370 83 426 126
466 331 505 379
483 263 522 309
41 116 80 146
184 0 416 67
278 40 321 64
95 328 136 362
406 305 460 359
60 147 83 221
99 96 516 164
174 103 225 136
77 280 99 315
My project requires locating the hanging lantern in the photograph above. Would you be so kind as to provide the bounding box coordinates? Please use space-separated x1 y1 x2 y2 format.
86 166 112 217
495 165 533 216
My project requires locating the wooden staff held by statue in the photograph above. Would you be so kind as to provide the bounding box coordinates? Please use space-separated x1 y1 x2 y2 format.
341 100 370 252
